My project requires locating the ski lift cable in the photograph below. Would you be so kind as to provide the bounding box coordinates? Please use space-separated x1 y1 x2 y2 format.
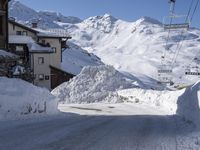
171 0 200 67
170 0 197 66
162 1 176 64
190 0 200 22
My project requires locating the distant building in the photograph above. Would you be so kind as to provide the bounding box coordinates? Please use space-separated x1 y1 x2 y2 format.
8 20 74 90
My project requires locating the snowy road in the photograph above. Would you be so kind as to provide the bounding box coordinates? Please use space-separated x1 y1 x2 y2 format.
0 104 200 150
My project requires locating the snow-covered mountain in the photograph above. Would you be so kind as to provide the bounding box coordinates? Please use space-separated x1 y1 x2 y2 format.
65 14 200 86
9 0 200 86
9 0 82 28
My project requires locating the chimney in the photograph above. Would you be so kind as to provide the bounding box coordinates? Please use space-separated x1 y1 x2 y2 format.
32 22 38 28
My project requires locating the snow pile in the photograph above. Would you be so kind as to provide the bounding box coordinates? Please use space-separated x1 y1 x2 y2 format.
52 65 138 104
0 77 58 120
176 81 200 124
61 42 104 75
118 88 185 114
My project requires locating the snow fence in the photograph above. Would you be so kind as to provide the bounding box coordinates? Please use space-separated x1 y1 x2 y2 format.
0 77 58 120
52 65 137 104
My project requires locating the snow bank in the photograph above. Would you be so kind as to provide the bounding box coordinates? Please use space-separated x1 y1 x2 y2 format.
176 81 200 124
0 77 58 120
52 65 137 104
118 88 185 114
118 80 200 125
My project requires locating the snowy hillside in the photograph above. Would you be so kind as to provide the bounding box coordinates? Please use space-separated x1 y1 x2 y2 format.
9 0 82 28
61 42 104 75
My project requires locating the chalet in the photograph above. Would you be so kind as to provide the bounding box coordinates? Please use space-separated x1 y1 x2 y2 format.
8 20 74 90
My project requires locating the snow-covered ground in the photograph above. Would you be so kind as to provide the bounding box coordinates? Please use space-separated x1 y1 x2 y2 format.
0 103 200 150
0 77 58 120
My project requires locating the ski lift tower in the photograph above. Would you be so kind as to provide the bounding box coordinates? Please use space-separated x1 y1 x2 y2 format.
163 0 190 30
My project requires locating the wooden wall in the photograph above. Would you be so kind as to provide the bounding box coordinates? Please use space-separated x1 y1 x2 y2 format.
50 65 75 89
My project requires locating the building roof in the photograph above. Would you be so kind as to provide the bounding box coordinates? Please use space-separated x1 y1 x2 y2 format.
9 35 54 53
9 35 35 44
35 28 71 39
9 20 39 34
28 43 55 53
9 20 72 39
0 49 18 60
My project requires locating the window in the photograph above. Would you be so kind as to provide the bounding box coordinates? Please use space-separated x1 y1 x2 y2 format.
38 57 44 64
22 31 28 36
16 31 22 35
52 47 56 53
38 74 44 80
45 75 50 80
42 40 45 45
16 46 24 52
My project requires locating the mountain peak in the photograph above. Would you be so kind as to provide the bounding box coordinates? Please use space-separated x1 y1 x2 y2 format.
9 0 82 28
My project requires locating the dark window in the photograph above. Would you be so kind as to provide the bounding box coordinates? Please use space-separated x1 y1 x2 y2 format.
16 31 22 35
38 57 44 64
22 31 28 36
42 40 45 45
45 75 50 80
52 47 56 53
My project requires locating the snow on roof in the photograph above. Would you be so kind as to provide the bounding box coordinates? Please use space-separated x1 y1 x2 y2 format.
0 49 18 59
28 43 54 53
9 35 54 53
34 28 69 38
9 35 35 44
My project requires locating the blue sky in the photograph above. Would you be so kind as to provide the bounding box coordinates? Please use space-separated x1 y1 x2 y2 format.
18 0 200 28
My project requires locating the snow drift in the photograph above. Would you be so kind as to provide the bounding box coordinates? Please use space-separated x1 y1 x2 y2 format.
176 81 200 124
118 88 185 114
0 77 58 120
52 65 138 104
